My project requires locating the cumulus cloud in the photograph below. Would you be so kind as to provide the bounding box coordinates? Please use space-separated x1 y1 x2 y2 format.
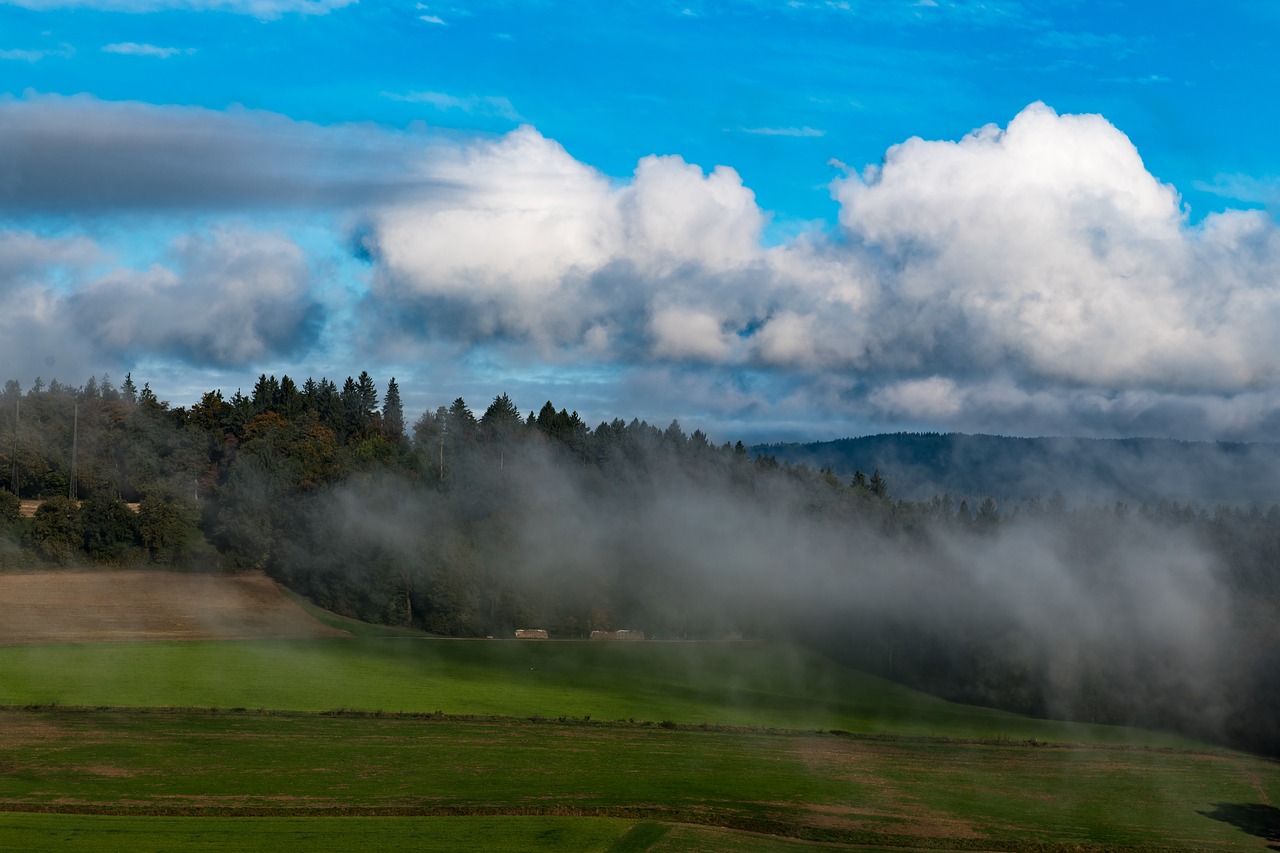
0 0 353 17
362 125 773 352
832 103 1280 392
70 227 323 365
0 227 322 377
354 102 1280 438
0 93 452 212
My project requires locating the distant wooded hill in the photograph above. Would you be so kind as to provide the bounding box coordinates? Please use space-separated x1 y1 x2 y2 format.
753 433 1280 506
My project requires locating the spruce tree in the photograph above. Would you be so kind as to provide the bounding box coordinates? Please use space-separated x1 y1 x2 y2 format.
383 378 405 441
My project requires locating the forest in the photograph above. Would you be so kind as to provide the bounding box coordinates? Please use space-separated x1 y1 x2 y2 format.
1 371 1278 758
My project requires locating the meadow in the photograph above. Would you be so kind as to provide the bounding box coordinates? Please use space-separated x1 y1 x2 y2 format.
1 579 1277 851
0 705 1276 850
0 634 1208 745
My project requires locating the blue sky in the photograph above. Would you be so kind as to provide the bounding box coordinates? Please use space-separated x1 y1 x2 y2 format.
2 0 1280 441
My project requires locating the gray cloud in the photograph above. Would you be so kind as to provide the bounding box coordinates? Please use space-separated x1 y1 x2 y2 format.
0 94 454 213
69 227 324 366
0 230 101 280
0 227 322 377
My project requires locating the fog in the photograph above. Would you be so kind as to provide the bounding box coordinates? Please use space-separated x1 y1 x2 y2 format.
276 431 1272 751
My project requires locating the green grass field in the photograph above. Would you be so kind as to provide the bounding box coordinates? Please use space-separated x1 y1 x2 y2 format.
0 707 1276 850
0 636 1203 746
2 616 1277 850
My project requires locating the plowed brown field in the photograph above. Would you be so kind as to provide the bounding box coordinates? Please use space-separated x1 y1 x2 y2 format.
0 571 348 644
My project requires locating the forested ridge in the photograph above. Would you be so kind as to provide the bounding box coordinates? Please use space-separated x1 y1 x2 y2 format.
756 432 1280 505
2 372 1279 757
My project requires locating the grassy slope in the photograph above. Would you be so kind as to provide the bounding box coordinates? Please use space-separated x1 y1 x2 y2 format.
1 618 1272 850
0 636 1200 747
0 709 1275 851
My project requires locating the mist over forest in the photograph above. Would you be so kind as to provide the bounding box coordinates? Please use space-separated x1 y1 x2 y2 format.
2 371 1279 759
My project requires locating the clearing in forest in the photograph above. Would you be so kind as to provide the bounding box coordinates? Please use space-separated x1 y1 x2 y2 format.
0 570 348 644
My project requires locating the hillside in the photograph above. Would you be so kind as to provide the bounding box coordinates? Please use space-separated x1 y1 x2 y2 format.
0 571 348 644
754 432 1280 504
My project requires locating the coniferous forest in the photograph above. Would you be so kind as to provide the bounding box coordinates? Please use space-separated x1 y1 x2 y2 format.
2 372 1279 758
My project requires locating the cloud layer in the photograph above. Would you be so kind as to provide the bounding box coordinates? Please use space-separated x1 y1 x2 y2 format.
4 94 1280 439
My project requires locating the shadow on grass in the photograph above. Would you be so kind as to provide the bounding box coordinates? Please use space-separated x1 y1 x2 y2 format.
1199 803 1280 849
605 822 670 853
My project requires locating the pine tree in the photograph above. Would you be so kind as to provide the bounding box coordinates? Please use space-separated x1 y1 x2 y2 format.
480 393 521 441
121 373 137 404
357 371 379 419
383 378 405 442
447 397 476 442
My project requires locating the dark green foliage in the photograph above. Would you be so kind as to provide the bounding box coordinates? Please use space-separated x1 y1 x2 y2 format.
27 496 83 563
138 484 199 564
757 432 1280 505
80 490 141 562
0 489 18 524
480 393 521 442
382 378 405 443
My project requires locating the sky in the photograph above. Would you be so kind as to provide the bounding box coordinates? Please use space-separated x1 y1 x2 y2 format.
2 0 1280 443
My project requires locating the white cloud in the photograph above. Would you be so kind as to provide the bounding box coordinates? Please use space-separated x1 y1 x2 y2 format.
356 102 1280 437
384 90 518 120
418 13 444 24
1195 173 1280 208
735 125 825 137
830 102 1280 392
102 42 194 58
650 308 734 361
0 44 73 61
0 0 354 17
11 93 1280 438
364 126 773 351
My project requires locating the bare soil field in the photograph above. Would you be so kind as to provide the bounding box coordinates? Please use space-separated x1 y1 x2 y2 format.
0 571 348 644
